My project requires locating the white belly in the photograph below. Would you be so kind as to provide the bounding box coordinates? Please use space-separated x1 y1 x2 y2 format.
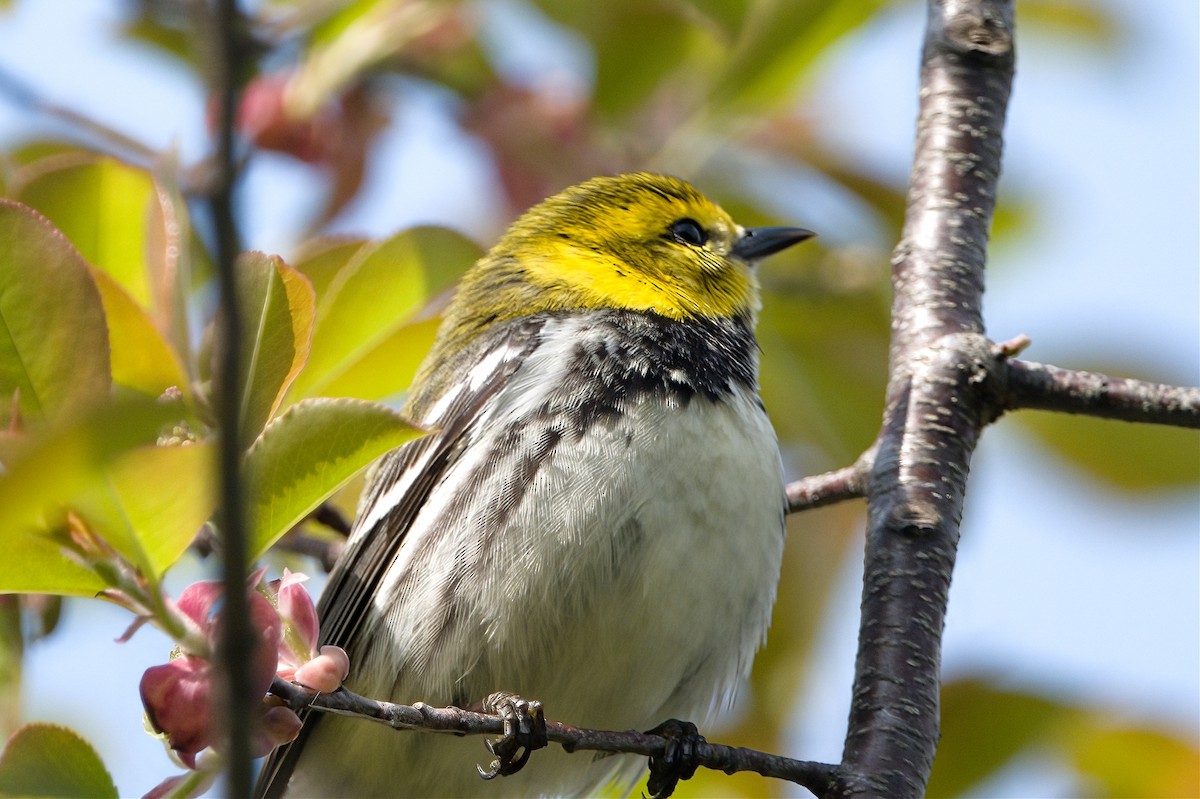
294 358 784 798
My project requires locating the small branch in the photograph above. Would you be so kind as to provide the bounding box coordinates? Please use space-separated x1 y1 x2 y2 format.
1005 359 1200 429
204 1 253 796
785 445 876 514
311 502 354 536
268 678 839 796
273 529 346 572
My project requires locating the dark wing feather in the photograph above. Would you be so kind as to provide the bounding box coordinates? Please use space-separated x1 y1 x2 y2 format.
254 320 544 798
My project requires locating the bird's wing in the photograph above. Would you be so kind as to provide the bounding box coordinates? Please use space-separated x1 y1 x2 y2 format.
254 319 545 798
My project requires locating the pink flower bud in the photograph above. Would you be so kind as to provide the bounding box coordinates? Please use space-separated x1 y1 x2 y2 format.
292 645 350 693
140 656 213 768
252 705 304 758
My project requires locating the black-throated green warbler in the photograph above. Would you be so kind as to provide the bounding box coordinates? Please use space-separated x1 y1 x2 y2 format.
258 173 813 797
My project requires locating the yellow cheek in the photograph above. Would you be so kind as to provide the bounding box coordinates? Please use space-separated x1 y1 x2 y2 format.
527 246 756 321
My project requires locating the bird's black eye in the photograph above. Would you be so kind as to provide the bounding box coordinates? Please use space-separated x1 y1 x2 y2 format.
668 218 708 247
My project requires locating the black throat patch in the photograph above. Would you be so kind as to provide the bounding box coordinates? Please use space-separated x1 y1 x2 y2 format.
561 309 757 401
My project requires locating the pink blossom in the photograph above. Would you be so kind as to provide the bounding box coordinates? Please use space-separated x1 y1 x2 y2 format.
139 655 213 769
140 577 284 768
270 570 320 677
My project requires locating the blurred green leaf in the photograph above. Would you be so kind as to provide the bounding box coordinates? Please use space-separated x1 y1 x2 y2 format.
286 227 477 403
0 723 117 799
88 266 187 398
686 0 752 39
119 2 194 64
532 0 697 118
928 679 1064 797
0 396 184 596
2 139 79 167
1019 0 1121 47
592 7 694 118
145 165 201 377
304 0 384 50
1067 718 1200 798
0 200 111 426
12 154 155 307
245 397 423 559
714 0 890 112
758 286 890 465
290 0 466 117
291 236 371 301
0 597 18 739
931 678 1200 798
1017 409 1200 491
72 442 215 582
234 253 316 444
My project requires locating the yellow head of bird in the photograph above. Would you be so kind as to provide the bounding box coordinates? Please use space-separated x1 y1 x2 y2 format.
436 173 812 357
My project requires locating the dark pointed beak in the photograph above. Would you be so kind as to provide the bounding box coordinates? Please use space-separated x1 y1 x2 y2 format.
731 226 815 261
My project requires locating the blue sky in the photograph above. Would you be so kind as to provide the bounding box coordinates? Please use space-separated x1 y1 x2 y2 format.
1 1 1196 796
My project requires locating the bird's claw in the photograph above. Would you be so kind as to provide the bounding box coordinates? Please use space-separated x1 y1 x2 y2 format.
476 691 547 780
645 718 705 799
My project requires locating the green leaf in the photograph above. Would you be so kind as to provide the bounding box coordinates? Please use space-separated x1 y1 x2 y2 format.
0 597 20 739
286 227 477 403
0 396 184 596
315 316 441 402
928 679 1064 797
291 236 371 302
234 253 316 444
144 166 202 376
12 154 156 307
1020 0 1122 48
0 723 117 799
245 397 422 559
1066 717 1200 797
88 266 188 398
71 442 215 581
758 284 890 466
714 0 890 112
592 6 694 118
0 200 111 426
530 0 698 118
1017 409 1200 491
686 0 753 38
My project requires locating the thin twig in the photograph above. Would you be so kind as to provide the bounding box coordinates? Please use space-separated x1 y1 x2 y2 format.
311 502 353 536
268 678 840 796
205 1 253 796
1005 359 1200 429
785 445 876 514
273 529 346 572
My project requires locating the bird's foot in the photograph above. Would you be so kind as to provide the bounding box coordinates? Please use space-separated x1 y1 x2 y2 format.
476 691 547 780
645 718 705 799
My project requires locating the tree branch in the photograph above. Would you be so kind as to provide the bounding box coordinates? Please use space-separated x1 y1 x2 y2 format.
1005 359 1200 428
832 1 1015 796
267 678 840 796
785 444 874 514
